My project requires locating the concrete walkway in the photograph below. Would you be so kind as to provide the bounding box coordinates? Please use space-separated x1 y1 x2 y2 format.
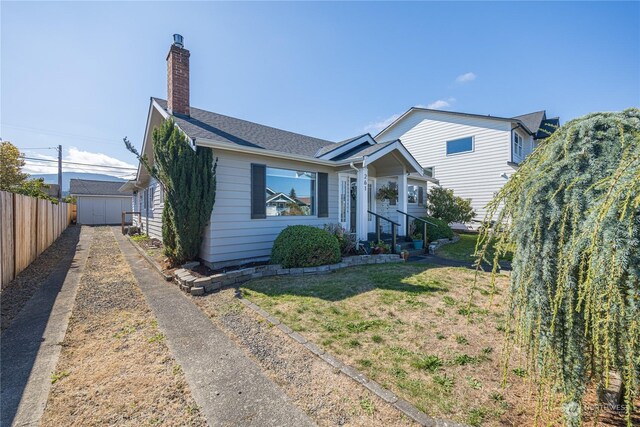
112 228 315 427
1 226 93 427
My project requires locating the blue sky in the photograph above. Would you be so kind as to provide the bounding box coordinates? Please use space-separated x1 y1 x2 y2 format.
2 1 638 179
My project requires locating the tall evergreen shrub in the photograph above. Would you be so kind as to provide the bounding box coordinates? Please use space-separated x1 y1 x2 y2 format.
125 119 216 264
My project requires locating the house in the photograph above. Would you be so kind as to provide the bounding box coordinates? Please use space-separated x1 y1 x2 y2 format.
43 184 61 199
122 35 435 268
375 107 559 227
70 179 133 225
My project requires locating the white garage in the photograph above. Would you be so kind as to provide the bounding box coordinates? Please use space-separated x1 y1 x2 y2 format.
70 179 133 225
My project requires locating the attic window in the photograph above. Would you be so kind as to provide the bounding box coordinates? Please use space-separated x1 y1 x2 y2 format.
446 136 474 155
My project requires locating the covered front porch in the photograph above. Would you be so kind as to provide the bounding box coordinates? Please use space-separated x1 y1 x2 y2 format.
333 140 428 243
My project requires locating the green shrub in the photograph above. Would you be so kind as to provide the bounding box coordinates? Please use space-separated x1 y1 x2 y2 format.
271 225 341 268
427 186 475 224
413 216 453 241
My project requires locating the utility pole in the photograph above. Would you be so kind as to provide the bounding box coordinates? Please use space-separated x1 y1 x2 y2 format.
57 145 62 199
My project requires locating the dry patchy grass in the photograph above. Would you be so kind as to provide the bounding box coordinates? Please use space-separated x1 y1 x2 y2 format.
40 227 205 426
241 263 633 427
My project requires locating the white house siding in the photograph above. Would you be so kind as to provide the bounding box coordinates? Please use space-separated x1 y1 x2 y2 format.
378 111 513 222
76 196 132 225
134 178 163 240
200 150 339 268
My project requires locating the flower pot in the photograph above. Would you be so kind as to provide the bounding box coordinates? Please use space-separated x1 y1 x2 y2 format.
413 240 423 250
395 244 402 253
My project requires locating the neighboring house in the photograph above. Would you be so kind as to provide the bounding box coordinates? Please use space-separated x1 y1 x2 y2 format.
70 179 133 225
375 108 559 227
121 35 435 269
43 184 60 199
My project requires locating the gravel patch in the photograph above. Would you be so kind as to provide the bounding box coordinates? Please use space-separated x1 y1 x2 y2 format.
192 288 416 427
1 225 81 332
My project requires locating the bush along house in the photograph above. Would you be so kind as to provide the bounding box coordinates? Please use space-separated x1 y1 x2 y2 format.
121 35 435 269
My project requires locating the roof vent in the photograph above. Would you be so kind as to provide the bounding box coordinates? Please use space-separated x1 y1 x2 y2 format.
173 34 184 48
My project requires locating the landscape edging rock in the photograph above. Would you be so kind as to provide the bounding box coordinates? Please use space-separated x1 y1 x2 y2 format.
171 254 405 296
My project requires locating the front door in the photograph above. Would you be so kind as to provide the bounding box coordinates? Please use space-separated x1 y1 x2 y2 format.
349 178 357 233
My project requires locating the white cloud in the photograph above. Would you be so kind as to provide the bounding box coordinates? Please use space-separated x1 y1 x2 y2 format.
363 113 402 134
417 97 456 110
22 147 137 179
455 72 476 84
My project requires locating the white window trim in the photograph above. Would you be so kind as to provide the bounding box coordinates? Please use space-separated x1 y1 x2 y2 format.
513 132 523 159
445 136 475 156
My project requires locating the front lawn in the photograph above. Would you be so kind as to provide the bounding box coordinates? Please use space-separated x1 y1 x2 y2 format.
436 233 513 263
241 263 535 426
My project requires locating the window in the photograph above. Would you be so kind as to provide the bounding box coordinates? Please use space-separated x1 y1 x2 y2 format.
513 132 523 158
408 185 420 204
446 136 474 155
158 185 164 204
265 167 316 216
140 189 147 211
423 167 435 178
149 184 156 209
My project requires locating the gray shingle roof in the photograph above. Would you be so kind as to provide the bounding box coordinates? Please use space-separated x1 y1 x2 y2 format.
70 179 132 196
334 140 395 161
314 134 368 157
513 111 546 136
153 98 335 157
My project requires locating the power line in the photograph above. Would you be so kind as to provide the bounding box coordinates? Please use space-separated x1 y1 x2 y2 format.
22 156 138 171
2 123 128 146
16 147 58 150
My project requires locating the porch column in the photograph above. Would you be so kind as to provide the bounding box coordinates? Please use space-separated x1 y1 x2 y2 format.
356 166 369 241
398 169 408 236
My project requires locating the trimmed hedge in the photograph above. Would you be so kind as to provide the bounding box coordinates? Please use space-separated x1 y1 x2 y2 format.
413 216 454 241
271 225 341 268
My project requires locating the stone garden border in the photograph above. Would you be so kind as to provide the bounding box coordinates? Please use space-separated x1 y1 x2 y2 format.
172 254 404 296
427 234 461 254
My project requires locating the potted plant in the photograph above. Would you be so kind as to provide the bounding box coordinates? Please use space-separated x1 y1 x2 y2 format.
412 233 424 250
372 240 391 254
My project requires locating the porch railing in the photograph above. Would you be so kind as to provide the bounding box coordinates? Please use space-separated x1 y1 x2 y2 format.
396 210 437 254
368 210 400 254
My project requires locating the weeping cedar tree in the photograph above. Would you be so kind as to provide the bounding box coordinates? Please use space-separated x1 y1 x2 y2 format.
125 119 216 264
475 109 639 426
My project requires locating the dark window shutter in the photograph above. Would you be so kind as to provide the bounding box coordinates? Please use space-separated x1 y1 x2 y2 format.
317 172 329 217
418 186 424 206
251 164 266 219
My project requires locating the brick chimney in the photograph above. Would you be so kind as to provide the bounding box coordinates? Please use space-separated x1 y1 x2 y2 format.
167 34 190 116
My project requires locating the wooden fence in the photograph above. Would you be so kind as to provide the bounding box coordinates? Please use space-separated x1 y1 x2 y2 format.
0 191 76 289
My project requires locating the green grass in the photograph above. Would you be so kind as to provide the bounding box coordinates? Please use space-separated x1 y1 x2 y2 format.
131 234 150 243
240 263 514 425
51 370 70 384
436 233 513 263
